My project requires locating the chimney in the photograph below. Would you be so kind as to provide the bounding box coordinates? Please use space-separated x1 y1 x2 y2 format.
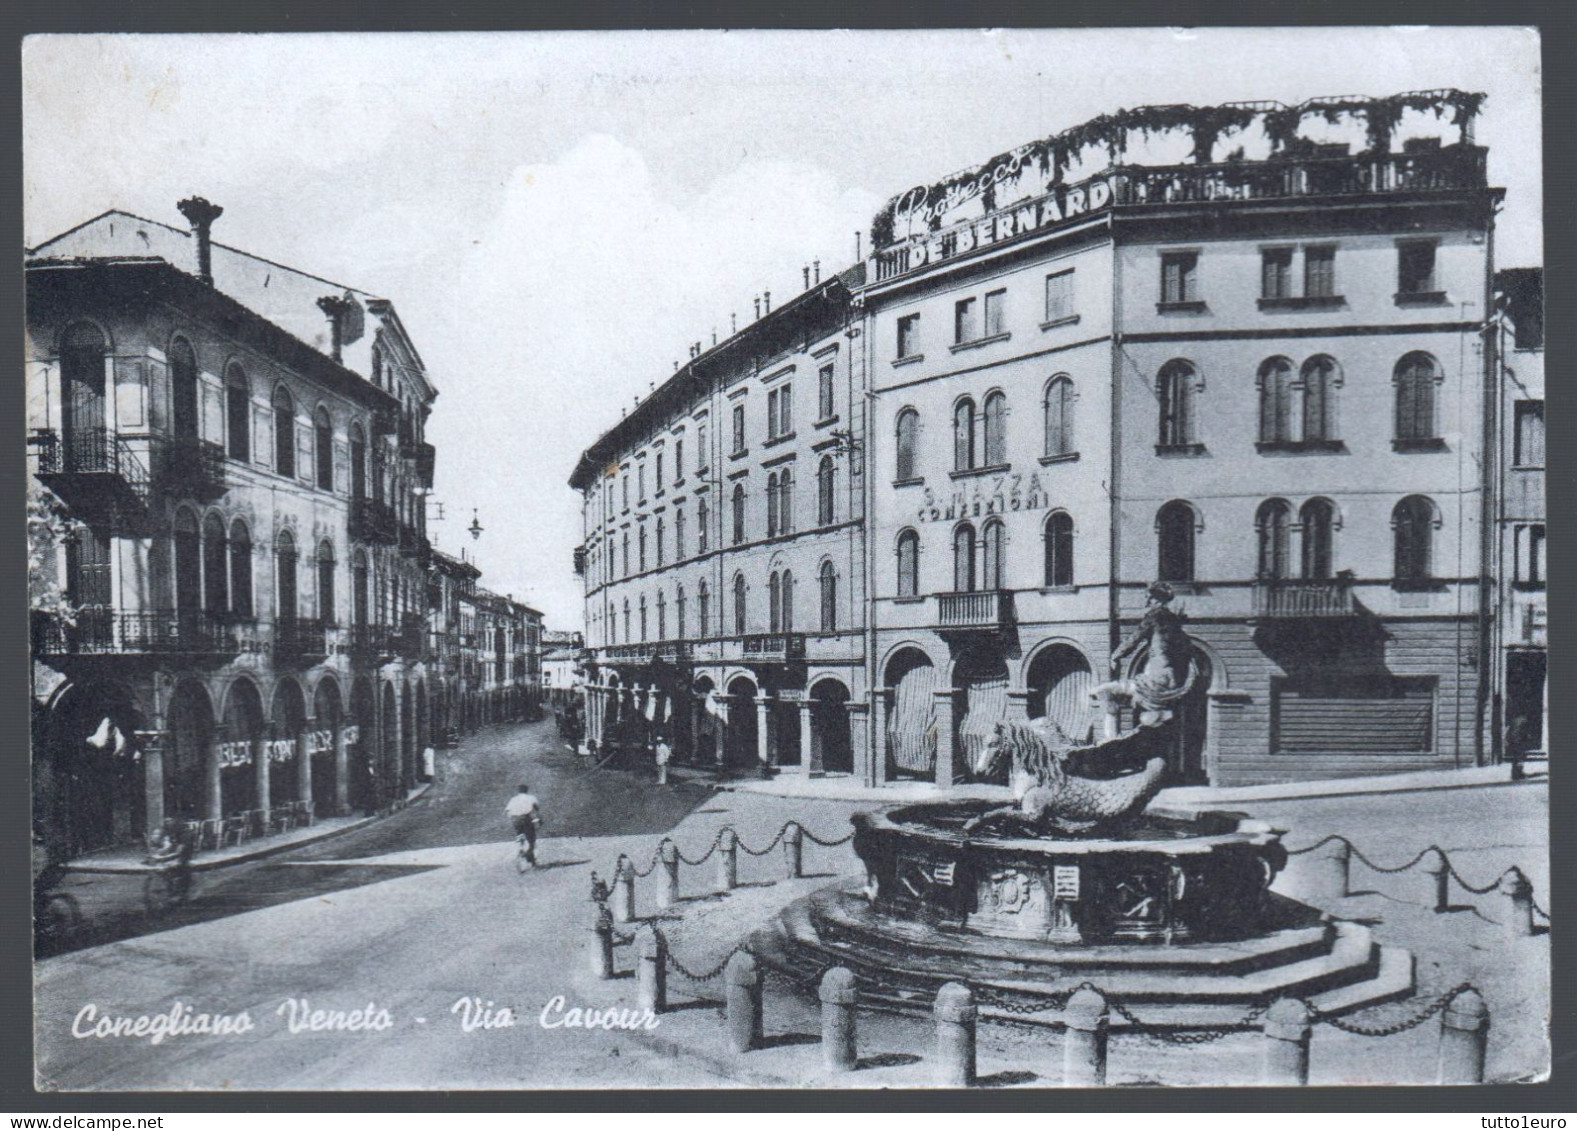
753 296 761 320
814 259 821 285
712 328 718 346
764 289 772 314
802 265 811 290
176 196 224 285
855 232 862 260
731 313 737 334
316 294 354 362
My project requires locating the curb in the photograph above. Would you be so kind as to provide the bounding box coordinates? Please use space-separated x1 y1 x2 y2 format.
65 783 435 875
631 1016 805 1088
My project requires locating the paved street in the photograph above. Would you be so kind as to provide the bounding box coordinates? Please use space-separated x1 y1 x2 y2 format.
35 717 1549 1090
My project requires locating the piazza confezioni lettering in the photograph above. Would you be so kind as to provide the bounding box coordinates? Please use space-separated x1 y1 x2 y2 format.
916 473 1053 524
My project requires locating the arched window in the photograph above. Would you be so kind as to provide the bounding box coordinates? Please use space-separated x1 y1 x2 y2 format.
768 571 782 632
349 423 367 499
60 323 108 449
1256 499 1293 580
655 516 665 567
639 595 648 642
674 507 685 560
953 523 977 592
351 547 368 627
1301 498 1335 580
1044 511 1074 587
657 590 666 640
276 529 298 623
1257 357 1296 443
983 391 1007 466
317 541 336 623
820 561 837 632
1157 501 1197 583
230 520 253 618
315 407 334 490
982 518 1006 590
638 524 647 572
697 580 710 635
733 573 747 635
273 385 296 477
170 338 200 441
675 585 686 638
897 529 920 598
1394 495 1436 582
817 456 835 525
732 483 747 545
1158 360 1199 447
953 398 977 471
895 408 919 480
1302 356 1339 443
173 507 201 617
1395 353 1439 442
781 568 794 632
202 512 227 613
224 364 251 462
779 467 794 535
697 497 710 554
621 532 630 577
1044 376 1075 457
766 473 779 538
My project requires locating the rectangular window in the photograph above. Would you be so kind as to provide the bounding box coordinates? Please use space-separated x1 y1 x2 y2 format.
1398 242 1437 295
655 451 664 491
673 439 683 481
1044 270 1075 322
732 404 745 454
766 389 779 439
1261 248 1292 299
622 475 629 511
983 289 1006 337
897 313 921 359
637 462 646 502
954 297 979 343
1514 400 1545 467
696 422 707 469
1517 524 1546 587
1161 251 1199 304
675 507 685 560
818 364 835 420
767 384 792 438
1304 246 1336 298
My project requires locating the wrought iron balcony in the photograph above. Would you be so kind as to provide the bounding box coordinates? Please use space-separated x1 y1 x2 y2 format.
415 442 436 489
29 428 151 533
603 641 694 664
31 607 238 662
349 497 399 544
348 623 395 664
274 617 330 666
155 435 227 502
742 633 807 660
937 590 1014 631
1251 578 1357 620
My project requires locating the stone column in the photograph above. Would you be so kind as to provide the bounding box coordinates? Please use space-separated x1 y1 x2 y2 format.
868 688 890 788
799 699 817 776
298 716 315 808
689 693 703 763
755 695 773 772
206 724 225 820
714 695 728 765
847 702 870 784
255 726 272 817
932 689 957 789
333 721 350 815
1005 689 1032 722
1205 689 1250 786
138 730 167 838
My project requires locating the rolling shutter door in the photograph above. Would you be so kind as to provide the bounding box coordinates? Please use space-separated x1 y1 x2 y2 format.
1274 677 1434 753
889 664 938 773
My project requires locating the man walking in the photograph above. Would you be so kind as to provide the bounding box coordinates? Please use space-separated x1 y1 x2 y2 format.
654 734 671 787
505 782 542 867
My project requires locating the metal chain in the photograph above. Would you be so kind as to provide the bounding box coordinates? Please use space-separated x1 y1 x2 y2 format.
799 825 856 848
1533 898 1550 921
671 829 728 867
735 823 790 857
1443 857 1503 896
1285 833 1352 856
1313 982 1474 1037
1348 842 1441 875
652 926 747 982
1108 998 1269 1044
619 844 663 880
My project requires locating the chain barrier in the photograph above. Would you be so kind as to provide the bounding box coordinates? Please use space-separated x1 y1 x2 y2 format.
799 825 856 848
650 925 748 982
1443 858 1503 896
618 844 663 880
735 823 791 857
601 819 854 886
1533 898 1550 921
1350 842 1442 875
1284 833 1351 857
1311 982 1475 1037
1108 998 1270 1045
670 829 728 867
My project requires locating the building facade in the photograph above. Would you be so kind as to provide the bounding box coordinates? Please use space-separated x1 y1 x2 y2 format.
572 269 870 776
574 91 1526 790
27 201 442 860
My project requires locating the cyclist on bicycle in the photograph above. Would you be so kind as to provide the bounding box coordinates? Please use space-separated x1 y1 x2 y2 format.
505 783 542 867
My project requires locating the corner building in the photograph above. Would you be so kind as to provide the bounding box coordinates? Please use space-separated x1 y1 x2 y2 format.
572 270 870 778
863 100 1502 787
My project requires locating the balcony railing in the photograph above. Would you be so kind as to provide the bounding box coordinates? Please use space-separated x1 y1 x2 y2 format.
349 497 399 544
603 641 694 664
29 428 151 531
32 607 238 660
742 633 807 660
348 623 395 664
155 435 227 501
937 590 1014 631
1251 579 1357 620
396 613 427 659
415 442 436 489
274 617 329 666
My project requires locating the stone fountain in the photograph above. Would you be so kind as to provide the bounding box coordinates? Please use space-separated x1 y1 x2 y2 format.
751 585 1414 1029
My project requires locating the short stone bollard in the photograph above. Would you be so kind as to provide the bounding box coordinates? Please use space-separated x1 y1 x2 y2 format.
638 929 668 1015
1428 849 1452 914
933 982 977 1087
1062 986 1109 1086
717 828 738 892
590 917 616 980
724 951 764 1052
1437 988 1488 1084
1261 998 1312 1085
1499 867 1535 941
1313 837 1351 900
819 966 859 1072
657 840 680 910
614 863 636 924
783 823 804 879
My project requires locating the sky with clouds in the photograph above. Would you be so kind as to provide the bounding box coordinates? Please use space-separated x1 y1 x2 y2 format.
23 27 1542 628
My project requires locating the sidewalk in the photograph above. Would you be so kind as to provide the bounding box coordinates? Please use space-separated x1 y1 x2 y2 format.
64 783 433 874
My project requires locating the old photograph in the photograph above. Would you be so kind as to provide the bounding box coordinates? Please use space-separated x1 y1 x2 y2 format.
23 26 1547 1090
